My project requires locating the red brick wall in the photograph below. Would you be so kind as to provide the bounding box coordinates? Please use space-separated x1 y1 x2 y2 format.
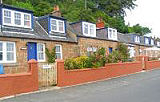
0 59 38 98
57 60 143 87
145 60 160 70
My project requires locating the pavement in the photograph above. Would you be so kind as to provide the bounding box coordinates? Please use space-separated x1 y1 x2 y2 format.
1 69 160 102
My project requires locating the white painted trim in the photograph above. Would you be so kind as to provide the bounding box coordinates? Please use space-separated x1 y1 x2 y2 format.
55 44 63 59
0 41 16 63
48 35 66 39
108 28 117 41
50 18 65 33
2 8 32 29
134 36 140 43
2 31 34 35
82 21 96 37
37 43 46 62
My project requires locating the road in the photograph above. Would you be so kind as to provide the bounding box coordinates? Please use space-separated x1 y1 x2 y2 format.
2 69 160 102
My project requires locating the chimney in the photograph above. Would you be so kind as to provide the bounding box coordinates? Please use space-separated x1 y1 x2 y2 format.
51 5 61 17
96 17 105 29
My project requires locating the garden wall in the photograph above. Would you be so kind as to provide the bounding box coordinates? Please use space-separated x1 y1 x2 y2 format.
57 60 143 87
145 60 160 70
0 59 38 98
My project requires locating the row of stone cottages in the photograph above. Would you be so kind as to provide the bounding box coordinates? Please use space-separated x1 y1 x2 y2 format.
0 4 159 74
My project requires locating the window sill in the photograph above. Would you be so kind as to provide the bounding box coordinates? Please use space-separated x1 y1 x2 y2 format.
1 63 19 67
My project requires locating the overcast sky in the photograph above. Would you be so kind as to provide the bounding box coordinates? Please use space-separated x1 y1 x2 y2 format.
125 0 160 38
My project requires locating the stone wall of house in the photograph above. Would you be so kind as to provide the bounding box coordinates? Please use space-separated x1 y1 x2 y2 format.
0 37 78 74
78 37 118 56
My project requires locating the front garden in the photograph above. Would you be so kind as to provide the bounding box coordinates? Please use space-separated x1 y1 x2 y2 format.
64 43 131 70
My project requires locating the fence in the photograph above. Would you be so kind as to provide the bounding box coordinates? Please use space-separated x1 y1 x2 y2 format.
38 63 57 88
56 60 143 87
0 59 38 98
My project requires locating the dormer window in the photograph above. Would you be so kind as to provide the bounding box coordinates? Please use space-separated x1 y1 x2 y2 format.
24 14 31 27
151 39 154 45
50 18 65 33
145 38 149 45
108 28 117 40
134 36 140 43
82 22 96 37
157 42 160 46
2 8 32 28
14 12 21 25
4 10 11 24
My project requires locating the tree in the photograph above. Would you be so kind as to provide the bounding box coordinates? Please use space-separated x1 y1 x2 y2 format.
12 0 34 12
34 1 53 16
128 24 152 36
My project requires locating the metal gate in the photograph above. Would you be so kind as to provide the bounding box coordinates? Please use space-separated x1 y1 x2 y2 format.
38 63 57 88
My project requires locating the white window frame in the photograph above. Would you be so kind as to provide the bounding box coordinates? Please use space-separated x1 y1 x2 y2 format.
55 45 63 59
108 28 117 40
3 9 11 24
50 18 65 33
157 42 160 46
151 39 154 45
24 14 31 28
2 8 32 29
14 12 21 26
0 41 16 63
135 36 140 43
37 43 46 62
82 21 96 37
145 38 149 45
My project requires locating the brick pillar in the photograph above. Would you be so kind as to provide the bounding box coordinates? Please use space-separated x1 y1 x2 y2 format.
135 56 149 70
56 60 65 87
28 59 39 90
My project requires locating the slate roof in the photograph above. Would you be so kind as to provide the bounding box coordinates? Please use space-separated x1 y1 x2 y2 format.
0 17 77 43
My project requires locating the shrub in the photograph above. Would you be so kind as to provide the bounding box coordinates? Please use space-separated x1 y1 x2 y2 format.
64 47 107 70
106 50 121 63
106 43 130 63
64 56 92 70
45 47 56 64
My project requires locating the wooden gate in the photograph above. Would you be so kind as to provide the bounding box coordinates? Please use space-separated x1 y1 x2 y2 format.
38 63 57 88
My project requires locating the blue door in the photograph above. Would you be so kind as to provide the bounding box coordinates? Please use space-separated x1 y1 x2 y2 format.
0 64 4 74
27 42 37 61
109 47 113 53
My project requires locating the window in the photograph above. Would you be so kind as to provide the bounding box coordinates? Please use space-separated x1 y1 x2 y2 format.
37 43 45 62
50 19 65 33
145 38 149 44
58 21 64 32
51 19 57 31
157 42 160 46
24 14 31 27
151 39 154 45
84 24 88 34
14 12 21 25
135 36 140 43
6 42 15 61
0 41 16 63
55 45 62 59
82 22 96 37
2 8 32 28
108 28 117 40
4 10 11 24
90 25 94 35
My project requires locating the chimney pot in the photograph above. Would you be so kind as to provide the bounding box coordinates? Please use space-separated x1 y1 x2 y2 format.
51 5 61 17
96 17 105 29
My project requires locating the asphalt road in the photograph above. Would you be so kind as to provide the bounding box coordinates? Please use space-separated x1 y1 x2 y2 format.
2 69 160 102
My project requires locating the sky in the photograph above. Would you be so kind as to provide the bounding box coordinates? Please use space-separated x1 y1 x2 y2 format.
125 0 160 38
